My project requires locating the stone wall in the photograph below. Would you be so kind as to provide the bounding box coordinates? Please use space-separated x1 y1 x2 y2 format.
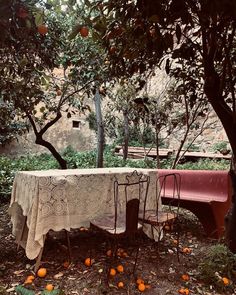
0 67 230 157
0 111 97 156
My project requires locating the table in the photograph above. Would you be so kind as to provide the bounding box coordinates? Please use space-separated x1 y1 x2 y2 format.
8 167 160 261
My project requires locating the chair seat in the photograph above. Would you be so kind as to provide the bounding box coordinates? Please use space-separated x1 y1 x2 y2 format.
139 210 177 226
90 213 142 235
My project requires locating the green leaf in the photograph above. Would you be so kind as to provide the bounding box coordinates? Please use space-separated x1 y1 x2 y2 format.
40 289 61 295
33 11 44 26
15 285 35 295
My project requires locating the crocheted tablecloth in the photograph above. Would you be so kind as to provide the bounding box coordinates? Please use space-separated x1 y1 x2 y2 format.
9 167 160 259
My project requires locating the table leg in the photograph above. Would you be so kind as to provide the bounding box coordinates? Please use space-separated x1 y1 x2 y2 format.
34 235 46 273
65 230 72 262
16 216 27 251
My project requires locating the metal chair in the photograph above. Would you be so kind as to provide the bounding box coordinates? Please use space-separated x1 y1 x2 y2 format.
90 170 150 273
139 172 181 260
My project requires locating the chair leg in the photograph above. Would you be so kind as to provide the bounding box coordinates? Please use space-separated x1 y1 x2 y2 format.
132 245 140 275
175 220 180 262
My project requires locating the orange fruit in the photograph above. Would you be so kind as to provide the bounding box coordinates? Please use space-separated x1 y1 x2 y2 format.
106 249 112 257
178 288 190 295
109 46 116 54
138 283 146 292
24 278 33 285
37 267 47 278
136 278 144 285
109 268 116 276
45 284 54 291
222 277 230 285
116 248 125 256
117 265 124 273
27 275 35 281
63 261 70 268
84 258 92 267
181 274 190 281
182 247 191 254
80 26 89 37
117 281 124 288
37 24 48 35
173 239 178 245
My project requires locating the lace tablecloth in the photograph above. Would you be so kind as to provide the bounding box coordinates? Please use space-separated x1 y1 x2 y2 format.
9 167 160 260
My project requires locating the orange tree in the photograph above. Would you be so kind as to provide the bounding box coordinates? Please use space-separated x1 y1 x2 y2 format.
84 0 236 250
0 0 109 168
0 0 69 167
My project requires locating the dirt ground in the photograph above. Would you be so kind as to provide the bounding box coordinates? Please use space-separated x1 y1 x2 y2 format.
0 201 235 295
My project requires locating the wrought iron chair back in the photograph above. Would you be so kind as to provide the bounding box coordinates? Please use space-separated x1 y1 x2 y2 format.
156 172 181 214
113 170 150 235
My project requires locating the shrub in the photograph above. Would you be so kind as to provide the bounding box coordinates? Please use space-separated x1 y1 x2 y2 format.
212 141 229 153
0 146 230 201
175 158 230 170
198 244 236 290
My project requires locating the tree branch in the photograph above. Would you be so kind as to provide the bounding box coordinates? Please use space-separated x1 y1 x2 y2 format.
39 111 62 136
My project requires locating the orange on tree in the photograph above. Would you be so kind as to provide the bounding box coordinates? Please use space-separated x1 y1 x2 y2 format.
37 24 48 35
117 281 124 288
84 257 92 267
37 267 47 278
138 283 146 292
56 89 62 96
109 268 116 276
45 284 54 291
17 7 28 19
116 264 124 273
80 26 89 37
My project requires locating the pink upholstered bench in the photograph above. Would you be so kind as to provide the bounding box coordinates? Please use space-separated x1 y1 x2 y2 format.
157 169 231 238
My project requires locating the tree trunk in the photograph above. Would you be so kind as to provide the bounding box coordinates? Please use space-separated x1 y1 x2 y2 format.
123 110 129 160
94 87 104 168
155 128 160 168
204 69 236 252
35 136 67 169
225 161 236 253
27 112 67 169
